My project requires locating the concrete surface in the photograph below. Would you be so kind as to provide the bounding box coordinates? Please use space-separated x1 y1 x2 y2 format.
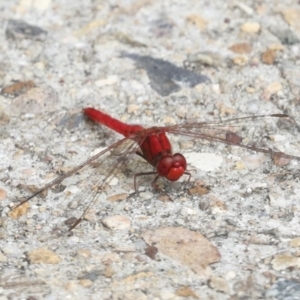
0 0 300 299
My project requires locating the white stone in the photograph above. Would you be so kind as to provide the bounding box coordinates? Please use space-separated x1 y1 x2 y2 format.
102 215 131 230
185 152 223 172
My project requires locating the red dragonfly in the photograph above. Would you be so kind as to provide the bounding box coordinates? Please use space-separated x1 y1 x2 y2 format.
11 108 300 231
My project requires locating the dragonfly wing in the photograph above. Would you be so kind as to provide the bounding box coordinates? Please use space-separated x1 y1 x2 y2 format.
9 137 141 236
166 114 300 162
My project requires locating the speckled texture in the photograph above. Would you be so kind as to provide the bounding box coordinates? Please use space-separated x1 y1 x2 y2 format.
1 1 300 299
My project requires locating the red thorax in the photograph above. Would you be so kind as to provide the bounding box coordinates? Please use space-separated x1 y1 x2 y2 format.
84 108 187 181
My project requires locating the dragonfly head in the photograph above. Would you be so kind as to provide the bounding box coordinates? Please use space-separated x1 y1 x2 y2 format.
156 153 187 181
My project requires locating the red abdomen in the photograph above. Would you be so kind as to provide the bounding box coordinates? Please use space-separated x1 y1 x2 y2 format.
84 107 144 137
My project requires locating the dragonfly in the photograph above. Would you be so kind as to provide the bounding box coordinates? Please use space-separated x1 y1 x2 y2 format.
10 108 300 231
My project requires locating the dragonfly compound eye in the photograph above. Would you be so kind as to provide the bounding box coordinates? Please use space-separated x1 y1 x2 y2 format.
156 154 187 181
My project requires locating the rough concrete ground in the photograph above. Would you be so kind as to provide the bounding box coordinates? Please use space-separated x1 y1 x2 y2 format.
0 0 300 299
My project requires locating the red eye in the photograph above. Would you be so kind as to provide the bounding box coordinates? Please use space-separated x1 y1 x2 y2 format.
173 153 187 169
156 154 187 181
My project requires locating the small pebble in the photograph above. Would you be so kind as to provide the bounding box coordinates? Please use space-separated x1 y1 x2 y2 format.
271 254 300 271
232 55 248 66
290 237 300 248
186 14 207 31
229 43 252 54
0 188 7 201
79 279 93 287
107 193 128 202
176 286 199 299
261 49 276 65
27 247 61 264
0 251 7 262
240 22 260 33
208 276 231 294
235 2 254 15
102 215 131 230
9 202 30 219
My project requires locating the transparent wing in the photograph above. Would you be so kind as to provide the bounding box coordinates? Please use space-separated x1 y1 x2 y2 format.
8 137 142 237
165 114 300 161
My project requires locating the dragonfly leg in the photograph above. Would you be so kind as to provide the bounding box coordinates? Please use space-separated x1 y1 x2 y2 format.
151 175 173 201
184 171 192 184
68 217 83 231
132 172 192 201
131 171 157 196
182 171 194 190
130 172 172 201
